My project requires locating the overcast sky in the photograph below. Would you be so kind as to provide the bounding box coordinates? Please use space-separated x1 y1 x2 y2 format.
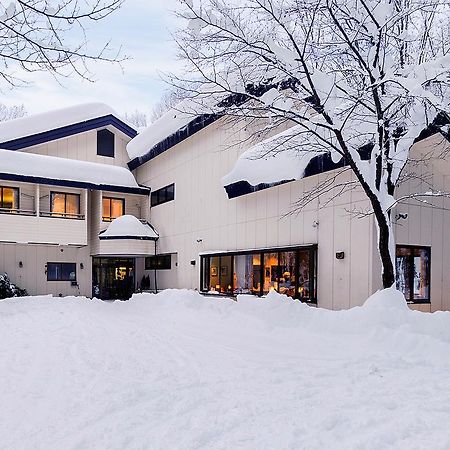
2 0 181 118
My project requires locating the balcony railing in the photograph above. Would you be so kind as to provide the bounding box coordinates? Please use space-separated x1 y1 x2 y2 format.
0 208 36 216
0 208 85 220
40 211 86 220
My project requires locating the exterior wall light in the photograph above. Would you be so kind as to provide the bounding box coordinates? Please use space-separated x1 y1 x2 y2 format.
336 252 345 260
80 263 84 270
18 261 23 268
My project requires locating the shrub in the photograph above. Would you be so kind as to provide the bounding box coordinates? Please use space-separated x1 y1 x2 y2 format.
0 273 28 299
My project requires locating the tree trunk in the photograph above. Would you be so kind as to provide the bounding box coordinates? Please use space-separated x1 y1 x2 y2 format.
374 208 396 289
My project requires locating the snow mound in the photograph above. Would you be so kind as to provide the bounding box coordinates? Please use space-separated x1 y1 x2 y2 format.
2 289 450 449
222 125 325 187
99 215 158 240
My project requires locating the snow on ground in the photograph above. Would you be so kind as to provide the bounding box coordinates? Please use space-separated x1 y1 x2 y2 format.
1 288 450 449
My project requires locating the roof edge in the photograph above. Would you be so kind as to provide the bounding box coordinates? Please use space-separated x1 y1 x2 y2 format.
0 115 137 151
0 172 149 195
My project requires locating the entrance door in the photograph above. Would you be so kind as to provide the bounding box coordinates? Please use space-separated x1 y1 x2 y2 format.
92 258 135 300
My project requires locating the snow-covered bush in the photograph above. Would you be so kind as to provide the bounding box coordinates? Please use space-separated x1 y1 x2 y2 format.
0 273 27 299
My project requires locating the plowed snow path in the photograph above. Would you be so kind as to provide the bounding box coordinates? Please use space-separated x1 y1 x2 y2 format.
1 290 450 450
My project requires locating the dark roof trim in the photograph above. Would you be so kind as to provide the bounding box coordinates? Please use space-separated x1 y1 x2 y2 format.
99 235 158 241
224 145 372 199
0 115 137 151
0 172 149 195
128 113 219 170
414 111 450 144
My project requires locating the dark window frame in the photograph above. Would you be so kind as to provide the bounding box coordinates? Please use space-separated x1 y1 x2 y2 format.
0 186 19 210
151 183 175 207
47 262 77 282
200 245 317 303
145 254 172 270
396 244 431 304
50 191 81 218
97 129 115 158
102 196 125 222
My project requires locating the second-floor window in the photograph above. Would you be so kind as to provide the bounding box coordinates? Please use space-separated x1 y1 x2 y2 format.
0 186 19 210
50 192 80 218
102 197 125 222
151 184 175 207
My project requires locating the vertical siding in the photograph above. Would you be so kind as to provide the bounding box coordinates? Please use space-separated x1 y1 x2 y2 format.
135 118 375 309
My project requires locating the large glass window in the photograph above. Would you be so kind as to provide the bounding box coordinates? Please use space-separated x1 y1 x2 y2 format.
0 186 19 210
201 246 317 302
263 252 279 294
47 262 77 281
396 246 430 303
102 197 125 222
50 192 80 218
279 251 296 298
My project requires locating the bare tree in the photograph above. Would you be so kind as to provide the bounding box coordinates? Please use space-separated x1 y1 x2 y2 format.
0 103 26 121
151 87 191 122
124 109 148 128
173 0 450 289
0 0 124 88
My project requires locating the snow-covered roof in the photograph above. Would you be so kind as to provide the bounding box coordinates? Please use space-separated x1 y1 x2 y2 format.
127 100 199 161
0 149 148 195
0 103 133 144
99 215 159 240
222 125 325 188
127 89 229 162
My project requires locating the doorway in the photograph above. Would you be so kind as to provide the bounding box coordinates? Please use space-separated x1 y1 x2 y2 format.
92 257 135 300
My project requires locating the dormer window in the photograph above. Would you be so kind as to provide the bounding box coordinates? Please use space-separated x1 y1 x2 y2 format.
97 129 115 157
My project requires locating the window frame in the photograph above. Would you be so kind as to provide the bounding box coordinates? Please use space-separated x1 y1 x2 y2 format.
200 245 317 303
97 129 115 158
46 262 77 282
0 186 19 210
395 244 431 304
145 254 172 270
50 191 81 219
102 196 125 222
151 183 175 207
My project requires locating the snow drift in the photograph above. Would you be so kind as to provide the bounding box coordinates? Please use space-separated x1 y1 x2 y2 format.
1 288 450 449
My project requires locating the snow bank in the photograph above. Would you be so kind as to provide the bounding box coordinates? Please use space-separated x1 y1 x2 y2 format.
0 103 126 143
99 215 158 240
1 288 450 449
0 148 142 190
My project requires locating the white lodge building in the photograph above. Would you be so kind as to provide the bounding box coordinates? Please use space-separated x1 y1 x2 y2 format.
0 103 449 311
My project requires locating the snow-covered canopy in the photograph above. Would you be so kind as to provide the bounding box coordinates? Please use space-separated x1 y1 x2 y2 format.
0 149 145 193
0 103 126 143
99 215 159 240
222 125 325 187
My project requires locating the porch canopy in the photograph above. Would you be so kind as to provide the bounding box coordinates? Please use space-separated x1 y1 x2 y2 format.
99 215 159 241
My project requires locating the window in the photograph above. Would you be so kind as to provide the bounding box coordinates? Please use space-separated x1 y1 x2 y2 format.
102 197 125 221
201 246 317 302
0 186 19 210
97 129 115 157
47 263 77 281
396 246 430 303
145 254 171 270
50 192 81 218
151 184 175 207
